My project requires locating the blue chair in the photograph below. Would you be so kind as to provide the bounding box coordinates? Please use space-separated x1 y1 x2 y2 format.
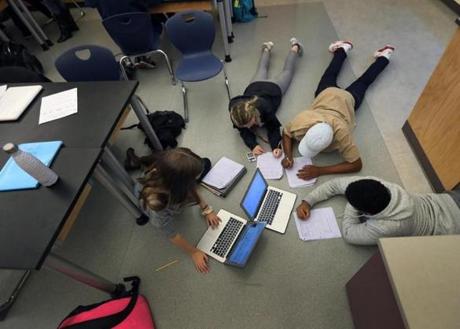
55 45 121 81
165 10 231 122
102 12 175 84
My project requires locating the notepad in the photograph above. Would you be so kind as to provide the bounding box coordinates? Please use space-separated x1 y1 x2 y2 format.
0 141 63 192
294 207 342 241
285 157 317 188
201 157 246 197
39 88 78 124
0 85 43 121
256 153 283 180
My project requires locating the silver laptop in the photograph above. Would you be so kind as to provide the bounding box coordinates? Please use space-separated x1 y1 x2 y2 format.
240 168 296 234
0 85 43 121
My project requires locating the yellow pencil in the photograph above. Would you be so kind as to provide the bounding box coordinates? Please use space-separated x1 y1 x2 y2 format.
155 260 179 272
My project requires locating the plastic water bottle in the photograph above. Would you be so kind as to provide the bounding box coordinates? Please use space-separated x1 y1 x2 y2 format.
3 143 59 187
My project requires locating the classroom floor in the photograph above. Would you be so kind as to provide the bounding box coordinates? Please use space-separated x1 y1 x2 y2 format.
0 1 457 328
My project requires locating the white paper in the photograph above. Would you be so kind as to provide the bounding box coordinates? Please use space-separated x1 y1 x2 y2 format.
0 85 6 99
285 157 317 188
39 88 78 124
294 207 342 241
257 153 283 180
202 157 244 189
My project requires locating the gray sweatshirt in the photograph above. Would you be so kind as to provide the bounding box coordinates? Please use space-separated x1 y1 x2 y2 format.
304 176 460 245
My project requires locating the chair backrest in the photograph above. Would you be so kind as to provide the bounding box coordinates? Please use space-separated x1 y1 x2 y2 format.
55 45 121 82
102 12 159 56
0 66 50 83
165 10 215 55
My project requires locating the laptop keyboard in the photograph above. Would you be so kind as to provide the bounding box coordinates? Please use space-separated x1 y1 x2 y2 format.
211 218 243 258
257 190 282 225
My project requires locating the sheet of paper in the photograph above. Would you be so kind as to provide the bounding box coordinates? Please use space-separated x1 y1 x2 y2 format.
285 157 317 188
257 153 283 180
294 207 342 241
0 85 6 99
39 88 78 124
202 157 244 189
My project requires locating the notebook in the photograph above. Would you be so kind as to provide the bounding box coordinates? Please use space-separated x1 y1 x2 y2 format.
0 85 43 121
285 157 317 188
0 141 63 192
197 209 266 267
201 157 246 197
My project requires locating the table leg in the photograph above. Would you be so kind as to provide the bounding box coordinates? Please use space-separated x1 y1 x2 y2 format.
129 95 163 151
44 253 125 296
216 0 232 62
223 0 234 43
0 29 10 42
0 270 31 321
7 0 48 50
14 0 52 46
101 147 135 191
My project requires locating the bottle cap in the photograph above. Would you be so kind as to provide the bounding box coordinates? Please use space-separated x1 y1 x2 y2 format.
3 143 18 154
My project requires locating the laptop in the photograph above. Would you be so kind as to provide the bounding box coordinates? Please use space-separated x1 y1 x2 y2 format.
240 168 296 234
0 85 43 121
197 209 266 267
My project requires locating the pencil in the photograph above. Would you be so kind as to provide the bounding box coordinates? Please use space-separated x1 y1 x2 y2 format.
155 260 179 272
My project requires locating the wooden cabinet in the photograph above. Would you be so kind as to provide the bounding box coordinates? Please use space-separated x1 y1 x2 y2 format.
403 27 460 192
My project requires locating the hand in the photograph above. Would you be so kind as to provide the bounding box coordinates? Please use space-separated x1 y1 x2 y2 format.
272 148 283 158
192 250 209 273
297 165 321 180
252 145 265 156
281 157 293 169
205 211 221 229
296 201 311 220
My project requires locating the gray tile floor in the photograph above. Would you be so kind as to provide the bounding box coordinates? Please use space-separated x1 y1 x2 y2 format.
0 1 457 328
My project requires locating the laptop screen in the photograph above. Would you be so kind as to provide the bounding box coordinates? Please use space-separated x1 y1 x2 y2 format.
241 169 267 219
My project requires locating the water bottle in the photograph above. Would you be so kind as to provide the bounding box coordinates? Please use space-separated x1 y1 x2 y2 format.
3 143 59 187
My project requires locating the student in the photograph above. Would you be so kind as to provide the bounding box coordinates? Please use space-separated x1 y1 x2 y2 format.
136 148 219 273
282 41 394 179
41 0 79 43
229 38 303 158
296 176 460 245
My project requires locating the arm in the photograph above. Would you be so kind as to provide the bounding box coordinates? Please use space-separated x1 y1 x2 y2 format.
265 114 282 150
238 128 258 150
281 130 294 168
304 176 362 206
341 204 382 245
297 158 362 180
191 188 221 228
169 234 209 273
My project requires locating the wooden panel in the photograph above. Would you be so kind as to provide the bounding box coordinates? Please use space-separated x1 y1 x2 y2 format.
108 107 131 144
57 184 92 241
150 1 213 14
407 29 460 190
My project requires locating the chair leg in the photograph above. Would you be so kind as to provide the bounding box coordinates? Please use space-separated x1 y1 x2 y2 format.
71 0 86 19
222 61 231 100
181 81 189 123
154 49 176 86
119 56 131 80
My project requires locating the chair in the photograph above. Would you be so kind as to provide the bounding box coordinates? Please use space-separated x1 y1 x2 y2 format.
55 45 121 81
102 12 175 84
0 66 50 83
165 10 231 122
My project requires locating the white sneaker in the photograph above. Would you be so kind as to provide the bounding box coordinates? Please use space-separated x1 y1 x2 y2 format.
374 45 395 60
328 40 353 53
290 37 304 56
262 41 274 52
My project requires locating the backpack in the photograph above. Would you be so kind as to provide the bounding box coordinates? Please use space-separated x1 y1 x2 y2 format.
0 41 44 74
233 0 257 23
123 109 185 149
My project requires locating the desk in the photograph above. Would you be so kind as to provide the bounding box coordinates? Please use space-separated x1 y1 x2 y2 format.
150 0 234 62
346 236 460 329
0 81 153 318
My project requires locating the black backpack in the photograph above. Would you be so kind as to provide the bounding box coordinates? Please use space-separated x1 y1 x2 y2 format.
123 110 185 149
0 41 44 74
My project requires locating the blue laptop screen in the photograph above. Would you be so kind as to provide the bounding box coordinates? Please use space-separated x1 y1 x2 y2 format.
241 170 267 219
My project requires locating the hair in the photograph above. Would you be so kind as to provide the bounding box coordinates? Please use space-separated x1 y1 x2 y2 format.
230 96 260 127
345 179 391 215
138 148 203 211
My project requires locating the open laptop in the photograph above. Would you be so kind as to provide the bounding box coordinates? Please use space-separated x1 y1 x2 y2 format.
197 209 266 267
241 168 296 234
0 85 43 121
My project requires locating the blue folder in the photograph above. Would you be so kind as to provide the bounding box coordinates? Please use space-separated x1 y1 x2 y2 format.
0 141 63 192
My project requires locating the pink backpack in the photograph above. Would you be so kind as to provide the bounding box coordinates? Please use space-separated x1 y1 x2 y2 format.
58 277 155 329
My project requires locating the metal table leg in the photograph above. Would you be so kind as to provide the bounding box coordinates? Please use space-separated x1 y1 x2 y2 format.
0 270 31 321
129 95 163 151
216 0 232 62
44 253 125 296
0 29 10 42
14 0 52 47
223 0 234 43
101 147 135 191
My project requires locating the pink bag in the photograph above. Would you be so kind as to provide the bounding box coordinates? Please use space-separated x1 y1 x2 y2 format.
58 277 155 329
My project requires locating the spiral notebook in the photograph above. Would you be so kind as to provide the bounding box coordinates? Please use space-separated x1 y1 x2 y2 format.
0 141 63 192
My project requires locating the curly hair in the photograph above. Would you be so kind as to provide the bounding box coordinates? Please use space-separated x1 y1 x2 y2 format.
345 179 391 215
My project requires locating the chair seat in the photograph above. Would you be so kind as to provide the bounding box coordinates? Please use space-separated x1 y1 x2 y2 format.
175 52 223 82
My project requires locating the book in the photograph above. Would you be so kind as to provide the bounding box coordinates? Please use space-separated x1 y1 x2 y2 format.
200 157 246 197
